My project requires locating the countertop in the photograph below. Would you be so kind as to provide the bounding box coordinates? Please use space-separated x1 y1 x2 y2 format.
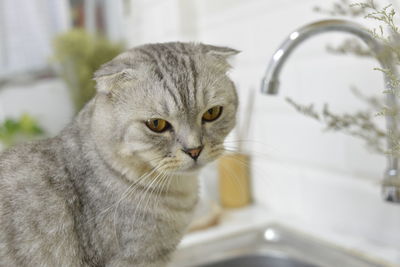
179 204 400 266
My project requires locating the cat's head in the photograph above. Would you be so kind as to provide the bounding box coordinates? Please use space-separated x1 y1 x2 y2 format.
92 42 238 176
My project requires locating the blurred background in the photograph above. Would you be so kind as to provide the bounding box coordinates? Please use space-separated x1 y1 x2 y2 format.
1 0 400 265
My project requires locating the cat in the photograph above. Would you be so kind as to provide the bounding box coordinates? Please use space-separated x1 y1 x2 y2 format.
0 42 238 267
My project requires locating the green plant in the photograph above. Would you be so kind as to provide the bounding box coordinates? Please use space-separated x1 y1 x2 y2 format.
53 29 123 112
0 114 44 148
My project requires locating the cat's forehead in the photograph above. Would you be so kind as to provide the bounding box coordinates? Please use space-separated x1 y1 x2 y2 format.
135 77 226 120
94 42 238 96
99 42 237 118
130 44 230 113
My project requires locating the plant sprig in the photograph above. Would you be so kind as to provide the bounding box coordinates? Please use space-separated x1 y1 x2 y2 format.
314 0 368 17
287 0 400 156
286 97 386 154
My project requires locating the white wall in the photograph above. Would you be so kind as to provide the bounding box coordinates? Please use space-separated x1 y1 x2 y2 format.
0 78 74 136
0 0 70 76
124 0 400 262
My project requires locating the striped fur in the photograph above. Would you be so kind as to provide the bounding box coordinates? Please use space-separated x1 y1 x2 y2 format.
0 42 238 266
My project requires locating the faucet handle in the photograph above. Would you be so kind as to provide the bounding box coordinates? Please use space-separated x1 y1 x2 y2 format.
261 78 280 95
382 170 400 203
382 186 400 203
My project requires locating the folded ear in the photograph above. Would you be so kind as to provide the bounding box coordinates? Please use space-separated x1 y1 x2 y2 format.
201 44 240 59
94 60 135 93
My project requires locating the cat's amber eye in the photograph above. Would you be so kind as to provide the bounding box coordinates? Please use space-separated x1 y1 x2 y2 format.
202 106 223 122
145 119 171 133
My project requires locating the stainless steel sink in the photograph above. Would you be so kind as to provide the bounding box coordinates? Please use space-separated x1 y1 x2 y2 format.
197 253 317 267
170 224 388 267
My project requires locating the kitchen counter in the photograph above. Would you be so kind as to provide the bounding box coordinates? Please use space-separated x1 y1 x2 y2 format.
179 204 400 266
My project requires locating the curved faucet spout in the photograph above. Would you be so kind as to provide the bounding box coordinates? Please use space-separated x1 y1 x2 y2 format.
261 19 400 203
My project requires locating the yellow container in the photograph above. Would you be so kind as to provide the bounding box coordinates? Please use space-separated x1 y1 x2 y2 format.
218 153 252 208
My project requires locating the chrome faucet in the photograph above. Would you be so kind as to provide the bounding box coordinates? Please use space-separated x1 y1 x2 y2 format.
261 19 400 203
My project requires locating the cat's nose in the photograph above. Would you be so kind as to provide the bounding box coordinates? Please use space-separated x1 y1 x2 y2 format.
182 146 203 160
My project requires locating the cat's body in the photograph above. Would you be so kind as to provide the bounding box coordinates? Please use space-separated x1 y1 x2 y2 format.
0 42 238 266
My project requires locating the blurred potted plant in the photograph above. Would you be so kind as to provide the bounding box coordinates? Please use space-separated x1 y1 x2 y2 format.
0 114 44 150
53 29 123 113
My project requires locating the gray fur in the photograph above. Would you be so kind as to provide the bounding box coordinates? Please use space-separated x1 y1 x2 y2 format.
0 42 238 266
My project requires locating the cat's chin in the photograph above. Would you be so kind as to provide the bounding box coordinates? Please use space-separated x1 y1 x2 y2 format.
184 157 221 173
185 163 204 172
167 162 205 175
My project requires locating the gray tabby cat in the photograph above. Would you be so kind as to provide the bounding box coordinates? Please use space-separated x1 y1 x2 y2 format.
0 42 238 266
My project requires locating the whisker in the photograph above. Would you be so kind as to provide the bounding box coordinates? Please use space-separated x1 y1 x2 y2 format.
153 171 171 221
219 148 272 189
222 146 274 160
223 139 281 153
111 166 162 249
218 162 247 199
163 171 176 220
130 169 165 228
142 170 168 218
87 166 160 223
